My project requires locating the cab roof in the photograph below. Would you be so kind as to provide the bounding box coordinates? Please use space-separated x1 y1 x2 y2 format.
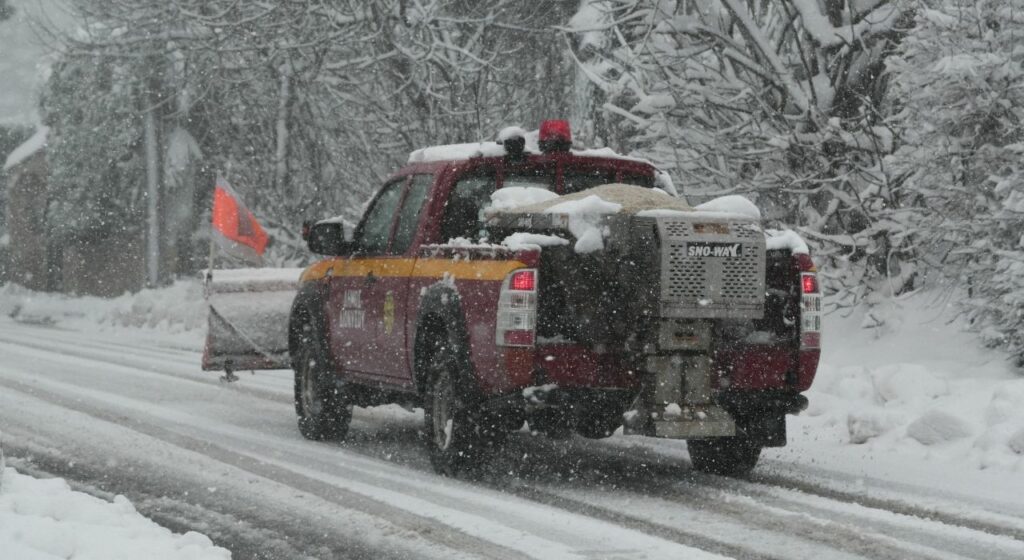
405 127 677 195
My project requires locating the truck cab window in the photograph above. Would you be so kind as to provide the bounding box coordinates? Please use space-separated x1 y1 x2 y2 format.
354 180 404 255
564 169 614 194
391 174 433 254
620 173 654 188
441 174 495 242
503 170 554 191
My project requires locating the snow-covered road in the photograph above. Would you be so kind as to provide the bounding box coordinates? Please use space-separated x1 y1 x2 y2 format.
1 320 1022 560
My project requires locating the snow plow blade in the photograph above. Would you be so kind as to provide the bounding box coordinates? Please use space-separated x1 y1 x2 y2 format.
201 268 301 372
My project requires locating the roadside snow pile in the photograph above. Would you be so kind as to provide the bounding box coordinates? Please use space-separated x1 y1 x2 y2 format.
794 292 1024 471
0 280 207 346
0 467 230 560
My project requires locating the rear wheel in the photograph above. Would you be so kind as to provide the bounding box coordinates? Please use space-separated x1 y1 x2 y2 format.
688 437 762 477
294 329 352 441
422 332 498 476
575 413 622 439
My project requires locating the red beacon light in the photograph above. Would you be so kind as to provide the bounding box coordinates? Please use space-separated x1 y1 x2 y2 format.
539 119 572 153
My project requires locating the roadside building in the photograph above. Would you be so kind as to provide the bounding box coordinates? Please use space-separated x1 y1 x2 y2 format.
2 126 52 291
2 127 150 296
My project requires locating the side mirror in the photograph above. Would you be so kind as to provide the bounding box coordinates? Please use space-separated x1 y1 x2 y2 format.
302 220 351 256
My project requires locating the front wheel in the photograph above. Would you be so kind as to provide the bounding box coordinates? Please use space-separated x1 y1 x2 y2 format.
294 333 352 441
687 437 762 477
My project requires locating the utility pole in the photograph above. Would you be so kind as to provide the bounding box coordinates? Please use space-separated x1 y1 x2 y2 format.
143 89 161 287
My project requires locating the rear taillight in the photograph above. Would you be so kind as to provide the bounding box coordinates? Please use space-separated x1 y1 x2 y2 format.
510 269 536 291
802 273 818 294
496 268 538 347
796 255 821 349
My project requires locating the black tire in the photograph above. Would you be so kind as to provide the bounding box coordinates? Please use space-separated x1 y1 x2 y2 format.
575 414 622 439
293 326 352 441
422 332 498 476
528 410 573 439
687 437 762 476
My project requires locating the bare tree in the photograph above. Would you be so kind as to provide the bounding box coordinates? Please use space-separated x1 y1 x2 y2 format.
565 0 914 304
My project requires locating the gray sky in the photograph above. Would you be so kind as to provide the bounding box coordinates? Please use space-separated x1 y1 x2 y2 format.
0 0 75 126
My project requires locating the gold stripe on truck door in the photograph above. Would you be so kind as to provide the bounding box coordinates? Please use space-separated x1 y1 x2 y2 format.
300 258 526 283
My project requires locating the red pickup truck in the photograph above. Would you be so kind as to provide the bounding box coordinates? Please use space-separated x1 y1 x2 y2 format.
208 121 821 477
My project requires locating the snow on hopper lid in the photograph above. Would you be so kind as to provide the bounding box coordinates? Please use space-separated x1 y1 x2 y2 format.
3 126 49 171
694 195 761 221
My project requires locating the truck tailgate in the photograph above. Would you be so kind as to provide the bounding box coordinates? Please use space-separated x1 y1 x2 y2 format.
201 268 302 372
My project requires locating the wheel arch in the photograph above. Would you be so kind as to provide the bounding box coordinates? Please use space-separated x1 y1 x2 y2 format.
288 281 330 369
413 282 475 398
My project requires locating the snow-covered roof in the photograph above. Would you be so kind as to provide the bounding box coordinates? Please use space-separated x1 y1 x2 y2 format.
408 141 508 164
406 127 680 196
3 126 49 172
407 128 650 166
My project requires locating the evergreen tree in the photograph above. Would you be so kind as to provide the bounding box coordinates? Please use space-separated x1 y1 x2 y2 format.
40 55 147 243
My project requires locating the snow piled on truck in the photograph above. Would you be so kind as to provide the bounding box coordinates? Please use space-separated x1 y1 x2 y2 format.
496 183 691 215
491 184 793 253
488 186 559 211
765 229 810 254
694 195 761 220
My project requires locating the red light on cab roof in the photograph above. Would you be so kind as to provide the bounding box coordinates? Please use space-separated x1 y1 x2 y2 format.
510 269 536 291
539 120 572 152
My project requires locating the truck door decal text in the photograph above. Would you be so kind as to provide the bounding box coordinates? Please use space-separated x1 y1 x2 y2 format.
339 289 364 328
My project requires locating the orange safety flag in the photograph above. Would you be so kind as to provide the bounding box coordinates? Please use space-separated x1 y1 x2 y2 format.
211 175 269 264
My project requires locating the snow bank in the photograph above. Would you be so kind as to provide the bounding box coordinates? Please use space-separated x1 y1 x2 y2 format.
906 410 974 445
0 468 230 560
794 291 1024 472
0 280 207 349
